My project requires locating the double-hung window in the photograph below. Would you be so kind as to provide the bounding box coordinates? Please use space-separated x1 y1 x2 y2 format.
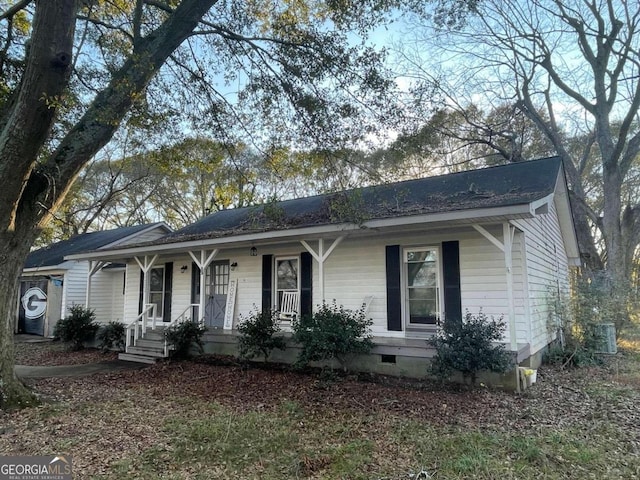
148 266 165 319
275 257 299 311
404 247 441 327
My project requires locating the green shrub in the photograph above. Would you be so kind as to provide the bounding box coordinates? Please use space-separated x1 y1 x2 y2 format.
164 321 206 359
543 342 601 368
545 276 616 368
292 301 373 372
237 308 287 362
96 321 126 352
53 304 99 351
429 311 512 386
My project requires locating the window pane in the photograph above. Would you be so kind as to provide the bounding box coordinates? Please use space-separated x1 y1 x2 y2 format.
408 287 436 301
149 293 163 317
405 248 439 326
407 250 436 263
210 263 230 295
150 268 164 291
408 262 437 287
277 259 298 290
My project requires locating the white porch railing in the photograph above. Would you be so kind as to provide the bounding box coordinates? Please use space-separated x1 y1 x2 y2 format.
125 303 157 349
163 303 200 357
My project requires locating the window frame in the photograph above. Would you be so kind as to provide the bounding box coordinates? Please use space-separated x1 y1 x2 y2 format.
148 265 165 319
402 246 443 330
274 255 300 314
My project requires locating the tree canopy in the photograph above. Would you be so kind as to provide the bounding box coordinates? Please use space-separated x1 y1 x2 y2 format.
396 0 640 285
0 0 401 409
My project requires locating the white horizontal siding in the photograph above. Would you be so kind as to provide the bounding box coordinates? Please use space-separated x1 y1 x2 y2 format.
88 269 125 324
61 261 88 317
515 197 571 355
459 226 527 344
117 224 554 351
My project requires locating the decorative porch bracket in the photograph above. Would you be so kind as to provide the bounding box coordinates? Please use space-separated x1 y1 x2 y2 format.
85 260 108 306
188 249 219 327
471 223 517 351
472 222 520 392
134 255 158 328
300 236 344 303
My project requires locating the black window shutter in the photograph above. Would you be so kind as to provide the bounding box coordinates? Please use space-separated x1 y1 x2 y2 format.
442 241 462 325
190 262 199 304
385 245 402 331
163 262 173 322
138 270 144 314
262 254 273 312
300 251 313 316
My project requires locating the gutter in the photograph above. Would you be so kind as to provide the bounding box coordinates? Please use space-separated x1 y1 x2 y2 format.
65 203 535 262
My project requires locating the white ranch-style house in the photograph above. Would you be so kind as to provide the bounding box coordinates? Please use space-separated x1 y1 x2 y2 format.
67 157 580 384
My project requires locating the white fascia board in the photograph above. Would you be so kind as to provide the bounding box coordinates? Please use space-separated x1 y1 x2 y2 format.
65 223 364 261
21 268 67 276
22 261 74 274
65 203 535 262
363 203 532 229
529 193 554 214
553 170 581 264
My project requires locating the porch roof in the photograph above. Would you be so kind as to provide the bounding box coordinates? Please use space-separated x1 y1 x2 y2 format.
25 222 170 269
66 157 577 262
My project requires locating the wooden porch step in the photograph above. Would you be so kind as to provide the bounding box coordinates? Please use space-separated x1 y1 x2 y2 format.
140 330 166 341
135 339 165 349
118 352 159 364
126 345 166 357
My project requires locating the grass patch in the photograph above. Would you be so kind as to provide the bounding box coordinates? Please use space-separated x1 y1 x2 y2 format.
391 420 627 479
97 403 637 480
107 401 377 479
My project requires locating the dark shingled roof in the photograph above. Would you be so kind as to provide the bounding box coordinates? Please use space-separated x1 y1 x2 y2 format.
25 223 165 269
159 156 562 244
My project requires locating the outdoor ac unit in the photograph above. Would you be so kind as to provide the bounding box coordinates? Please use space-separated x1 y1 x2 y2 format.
594 323 617 354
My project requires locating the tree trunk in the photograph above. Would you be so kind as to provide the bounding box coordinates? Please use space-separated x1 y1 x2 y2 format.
0 0 218 409
0 226 39 409
601 166 627 286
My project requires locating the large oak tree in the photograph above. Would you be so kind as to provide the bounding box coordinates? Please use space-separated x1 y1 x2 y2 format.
0 0 396 408
402 0 640 285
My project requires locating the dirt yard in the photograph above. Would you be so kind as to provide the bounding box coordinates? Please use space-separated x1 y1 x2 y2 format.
2 339 639 479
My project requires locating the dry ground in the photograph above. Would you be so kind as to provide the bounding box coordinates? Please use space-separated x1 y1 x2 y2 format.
15 341 117 366
2 338 640 479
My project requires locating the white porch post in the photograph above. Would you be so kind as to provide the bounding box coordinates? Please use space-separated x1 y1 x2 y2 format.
134 254 158 315
85 260 106 307
472 223 520 392
518 229 533 349
503 223 517 352
188 249 218 326
301 236 344 304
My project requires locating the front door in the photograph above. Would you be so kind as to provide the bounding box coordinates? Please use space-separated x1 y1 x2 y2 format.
204 260 230 328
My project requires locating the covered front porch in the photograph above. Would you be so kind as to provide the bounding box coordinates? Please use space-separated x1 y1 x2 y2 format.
74 216 533 370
